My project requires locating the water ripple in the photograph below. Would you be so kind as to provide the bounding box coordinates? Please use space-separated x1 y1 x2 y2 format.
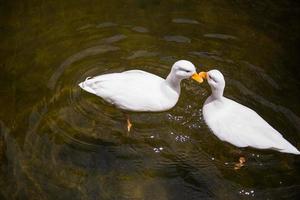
96 22 117 28
126 50 157 60
98 34 127 44
131 26 149 33
164 35 191 43
241 61 280 89
203 33 238 40
172 18 200 24
47 45 119 89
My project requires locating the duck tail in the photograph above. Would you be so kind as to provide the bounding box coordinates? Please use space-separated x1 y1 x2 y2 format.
78 77 96 94
279 146 300 155
78 77 91 88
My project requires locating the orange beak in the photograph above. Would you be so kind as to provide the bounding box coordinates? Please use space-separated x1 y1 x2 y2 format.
191 72 207 83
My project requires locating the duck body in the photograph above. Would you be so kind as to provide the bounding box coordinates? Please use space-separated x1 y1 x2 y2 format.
79 70 178 112
202 70 300 155
79 60 201 112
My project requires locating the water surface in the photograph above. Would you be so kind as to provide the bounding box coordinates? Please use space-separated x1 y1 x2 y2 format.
1 0 300 199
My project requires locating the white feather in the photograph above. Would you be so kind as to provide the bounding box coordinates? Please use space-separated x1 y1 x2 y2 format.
203 70 300 155
79 60 197 112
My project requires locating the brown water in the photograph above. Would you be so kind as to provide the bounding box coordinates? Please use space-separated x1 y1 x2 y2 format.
1 0 300 199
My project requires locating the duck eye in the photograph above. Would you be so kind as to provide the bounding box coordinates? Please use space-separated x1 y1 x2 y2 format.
179 68 191 73
209 75 217 82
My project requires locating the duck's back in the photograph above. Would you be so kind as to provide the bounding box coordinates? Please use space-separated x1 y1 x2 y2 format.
203 97 299 154
79 70 178 112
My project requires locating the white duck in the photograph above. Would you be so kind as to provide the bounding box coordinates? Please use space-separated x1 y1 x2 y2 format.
79 60 203 131
200 69 299 155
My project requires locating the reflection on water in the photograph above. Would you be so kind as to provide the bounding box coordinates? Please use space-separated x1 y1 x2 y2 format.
164 35 191 43
1 0 300 199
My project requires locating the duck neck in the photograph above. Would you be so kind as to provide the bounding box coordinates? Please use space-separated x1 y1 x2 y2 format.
210 87 224 101
166 73 181 94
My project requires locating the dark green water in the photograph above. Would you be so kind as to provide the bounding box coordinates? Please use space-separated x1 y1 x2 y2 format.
1 0 300 199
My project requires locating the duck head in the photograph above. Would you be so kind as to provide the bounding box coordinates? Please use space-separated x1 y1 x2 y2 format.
168 60 204 82
166 60 204 93
198 69 225 99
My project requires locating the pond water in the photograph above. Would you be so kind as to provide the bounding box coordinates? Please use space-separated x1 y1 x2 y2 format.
1 0 300 199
